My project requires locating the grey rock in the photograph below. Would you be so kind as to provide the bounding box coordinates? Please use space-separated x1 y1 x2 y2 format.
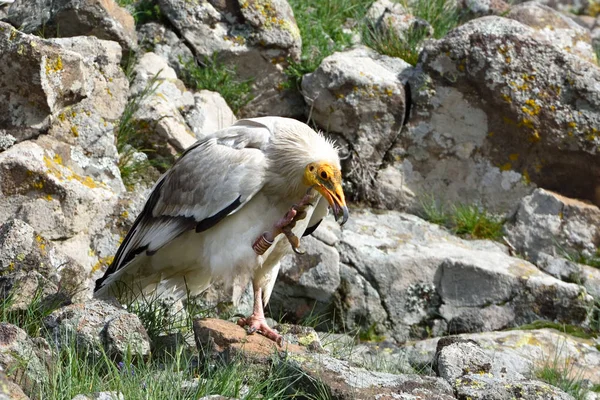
0 323 48 394
302 47 411 203
158 0 303 117
0 370 29 400
286 352 456 400
435 338 493 382
269 235 340 327
506 2 595 63
137 22 194 77
403 329 600 385
458 0 510 17
0 131 15 151
128 52 196 163
71 393 124 400
184 90 236 139
454 373 576 400
44 300 151 359
397 15 600 213
366 0 433 41
505 189 600 262
510 0 592 16
7 0 137 52
335 209 593 341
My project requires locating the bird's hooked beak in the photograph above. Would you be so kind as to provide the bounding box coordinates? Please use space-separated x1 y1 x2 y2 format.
304 162 349 225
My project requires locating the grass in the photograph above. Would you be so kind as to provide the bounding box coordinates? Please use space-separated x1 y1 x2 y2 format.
418 196 505 241
534 341 590 400
181 57 253 115
115 69 163 189
511 320 598 340
115 0 162 25
564 248 600 269
285 0 373 87
362 0 462 65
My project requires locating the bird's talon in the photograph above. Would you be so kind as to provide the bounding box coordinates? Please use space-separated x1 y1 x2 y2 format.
292 245 305 255
247 326 257 334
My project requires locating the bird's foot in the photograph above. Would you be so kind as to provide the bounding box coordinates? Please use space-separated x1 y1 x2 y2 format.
252 189 316 255
237 314 284 346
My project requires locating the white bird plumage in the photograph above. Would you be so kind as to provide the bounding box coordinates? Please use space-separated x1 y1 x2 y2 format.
94 117 347 342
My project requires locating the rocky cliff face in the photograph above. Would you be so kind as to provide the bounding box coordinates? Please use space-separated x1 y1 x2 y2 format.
0 0 599 399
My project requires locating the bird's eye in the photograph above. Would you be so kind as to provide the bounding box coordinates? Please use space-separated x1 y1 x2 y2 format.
320 171 328 179
309 165 315 172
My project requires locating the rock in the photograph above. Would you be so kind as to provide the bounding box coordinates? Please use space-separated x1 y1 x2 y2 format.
0 23 88 142
0 370 29 400
434 337 493 382
269 235 341 327
158 0 304 117
458 0 510 17
0 323 48 394
193 318 305 364
511 0 593 16
0 271 58 312
454 373 576 400
43 300 151 360
128 52 196 164
6 0 137 52
183 90 237 139
0 131 15 151
137 22 194 77
506 2 596 63
397 16 600 213
335 209 593 341
302 47 411 203
404 328 600 385
71 393 124 400
505 189 600 262
366 0 433 39
285 352 456 400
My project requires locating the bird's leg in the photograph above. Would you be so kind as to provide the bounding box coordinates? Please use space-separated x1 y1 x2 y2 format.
237 286 283 345
252 190 316 255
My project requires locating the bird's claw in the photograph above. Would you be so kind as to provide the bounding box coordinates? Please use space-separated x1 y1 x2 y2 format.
237 314 283 345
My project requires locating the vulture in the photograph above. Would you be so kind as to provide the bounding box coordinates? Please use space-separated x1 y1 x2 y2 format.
94 117 348 344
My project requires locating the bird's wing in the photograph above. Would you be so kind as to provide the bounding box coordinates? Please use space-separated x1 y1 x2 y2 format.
302 196 329 237
95 119 273 292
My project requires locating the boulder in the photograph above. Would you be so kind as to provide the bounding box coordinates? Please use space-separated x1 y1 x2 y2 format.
0 323 48 394
137 22 194 77
506 2 596 63
453 374 576 400
395 16 600 213
43 299 151 360
157 0 304 117
184 90 237 139
458 0 510 18
0 370 29 400
366 0 433 39
505 188 600 262
334 209 594 341
6 0 137 52
404 328 600 385
302 47 411 203
127 52 196 164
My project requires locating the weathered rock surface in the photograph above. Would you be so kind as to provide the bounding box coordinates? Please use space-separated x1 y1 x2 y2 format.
128 51 196 164
505 188 600 262
366 0 432 40
44 300 151 359
332 209 593 341
137 22 194 77
71 392 124 400
404 329 600 385
396 16 600 213
0 323 48 394
506 2 596 63
158 0 304 117
302 47 411 203
183 90 237 139
0 370 29 400
6 0 137 52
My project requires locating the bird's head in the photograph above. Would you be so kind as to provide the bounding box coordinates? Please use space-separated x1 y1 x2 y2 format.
303 161 348 225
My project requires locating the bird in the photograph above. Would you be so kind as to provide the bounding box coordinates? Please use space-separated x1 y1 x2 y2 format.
94 117 348 344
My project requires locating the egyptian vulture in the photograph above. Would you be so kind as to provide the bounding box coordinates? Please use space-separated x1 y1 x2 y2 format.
94 117 348 343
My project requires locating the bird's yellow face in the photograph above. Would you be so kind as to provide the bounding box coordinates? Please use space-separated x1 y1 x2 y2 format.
303 162 348 225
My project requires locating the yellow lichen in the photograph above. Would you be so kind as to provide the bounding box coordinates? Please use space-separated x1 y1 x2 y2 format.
509 153 519 161
71 126 79 137
501 93 512 103
529 130 541 143
91 256 114 274
500 162 512 171
45 55 63 75
45 194 53 201
58 113 66 122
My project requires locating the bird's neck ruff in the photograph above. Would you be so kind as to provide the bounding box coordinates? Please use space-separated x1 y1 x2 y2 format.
263 121 340 201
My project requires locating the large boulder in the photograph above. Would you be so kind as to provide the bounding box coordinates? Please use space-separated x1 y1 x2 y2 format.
391 16 600 213
158 0 304 117
302 47 411 203
43 300 151 360
505 189 600 261
333 209 594 342
6 0 137 52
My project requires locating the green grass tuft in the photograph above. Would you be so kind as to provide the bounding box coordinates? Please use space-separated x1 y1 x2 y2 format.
535 346 590 400
418 197 504 241
511 320 597 340
181 57 253 115
285 0 373 86
115 0 162 25
362 0 461 65
564 248 600 269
